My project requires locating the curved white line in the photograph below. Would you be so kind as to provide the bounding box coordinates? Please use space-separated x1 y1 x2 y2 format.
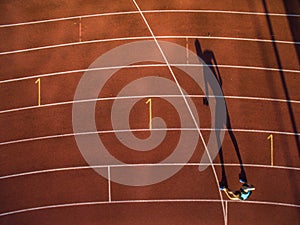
0 64 163 84
0 11 139 28
166 35 300 45
0 94 299 115
0 199 298 217
128 3 225 221
0 163 298 180
0 9 299 28
0 127 299 147
230 200 300 208
0 63 299 85
203 128 300 136
176 63 300 73
151 9 300 17
0 35 299 56
0 36 151 55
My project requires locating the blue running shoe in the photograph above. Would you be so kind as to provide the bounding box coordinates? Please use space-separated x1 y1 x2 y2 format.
239 178 246 183
219 185 227 191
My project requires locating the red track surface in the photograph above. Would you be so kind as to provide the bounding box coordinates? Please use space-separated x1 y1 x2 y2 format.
0 0 299 224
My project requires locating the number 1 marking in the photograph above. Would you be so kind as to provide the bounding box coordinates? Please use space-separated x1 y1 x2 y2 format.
79 17 82 42
146 98 152 130
268 134 274 166
186 37 189 64
35 78 41 106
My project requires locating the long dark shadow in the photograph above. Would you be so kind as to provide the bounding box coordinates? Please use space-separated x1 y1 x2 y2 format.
195 39 247 188
263 0 300 206
283 0 300 61
262 0 300 154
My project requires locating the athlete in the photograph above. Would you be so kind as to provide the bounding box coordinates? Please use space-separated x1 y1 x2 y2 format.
221 182 255 201
195 39 256 201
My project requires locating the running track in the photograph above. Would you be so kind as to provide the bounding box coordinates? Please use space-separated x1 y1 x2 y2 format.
0 0 299 224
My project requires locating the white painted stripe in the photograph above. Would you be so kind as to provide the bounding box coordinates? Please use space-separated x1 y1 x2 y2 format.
0 35 299 56
225 200 228 225
132 1 226 223
210 95 300 104
0 9 299 28
233 200 300 208
0 64 163 84
0 36 151 55
147 9 300 17
174 63 300 74
0 94 299 115
161 35 300 45
0 163 298 180
0 166 103 180
0 63 299 85
204 128 300 136
109 163 300 171
0 11 139 28
0 199 298 217
0 127 299 147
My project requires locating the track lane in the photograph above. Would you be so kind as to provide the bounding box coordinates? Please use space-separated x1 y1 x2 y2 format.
0 19 78 52
0 168 109 213
0 0 135 25
136 0 300 14
0 39 299 83
0 165 298 220
0 201 224 225
1 1 299 224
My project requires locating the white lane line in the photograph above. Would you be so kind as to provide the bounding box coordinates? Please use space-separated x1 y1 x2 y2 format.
212 95 300 104
0 94 299 115
0 166 106 180
0 36 151 55
0 9 299 28
132 1 226 223
0 127 299 147
0 35 299 56
0 163 298 180
162 35 300 45
189 64 300 73
0 63 299 85
225 201 228 225
232 200 300 208
147 9 300 17
0 64 165 84
0 199 298 217
203 128 300 136
0 11 139 28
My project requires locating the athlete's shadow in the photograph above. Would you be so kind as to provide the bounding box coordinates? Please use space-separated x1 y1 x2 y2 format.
195 39 247 188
